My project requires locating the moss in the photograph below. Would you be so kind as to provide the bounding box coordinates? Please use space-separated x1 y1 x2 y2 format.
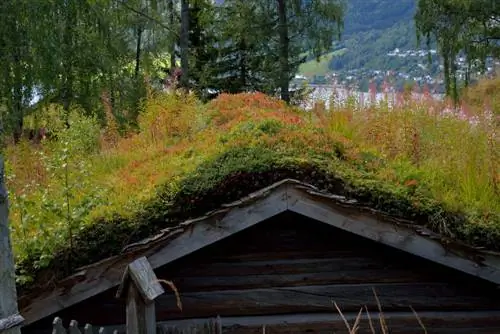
16 144 499 294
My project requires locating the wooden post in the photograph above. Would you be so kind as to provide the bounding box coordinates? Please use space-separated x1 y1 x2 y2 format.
116 256 165 334
0 155 24 334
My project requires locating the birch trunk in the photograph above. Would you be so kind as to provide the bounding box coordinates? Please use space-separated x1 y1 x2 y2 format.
0 155 22 334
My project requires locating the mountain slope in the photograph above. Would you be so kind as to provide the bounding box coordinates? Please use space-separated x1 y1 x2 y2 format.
300 0 442 91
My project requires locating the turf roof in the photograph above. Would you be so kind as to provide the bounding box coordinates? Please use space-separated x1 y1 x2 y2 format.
13 91 500 295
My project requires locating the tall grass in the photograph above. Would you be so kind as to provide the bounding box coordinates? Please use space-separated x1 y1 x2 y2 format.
4 78 499 284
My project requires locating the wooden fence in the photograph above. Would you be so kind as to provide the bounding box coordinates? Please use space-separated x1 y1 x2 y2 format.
52 317 118 334
52 317 223 334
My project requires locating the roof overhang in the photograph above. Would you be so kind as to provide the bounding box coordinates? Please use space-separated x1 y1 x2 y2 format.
19 179 500 327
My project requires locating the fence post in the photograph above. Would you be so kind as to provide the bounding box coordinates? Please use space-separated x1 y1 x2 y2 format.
0 155 24 334
116 256 165 334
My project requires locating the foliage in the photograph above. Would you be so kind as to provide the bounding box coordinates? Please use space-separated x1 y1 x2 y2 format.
415 0 500 99
5 82 499 289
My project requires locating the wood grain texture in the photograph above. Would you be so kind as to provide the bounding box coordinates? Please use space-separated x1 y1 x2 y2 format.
152 282 500 320
287 185 500 284
117 256 164 302
156 311 500 334
125 285 157 334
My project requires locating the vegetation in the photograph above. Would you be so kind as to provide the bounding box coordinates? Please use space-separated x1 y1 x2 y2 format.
299 49 347 78
4 77 498 290
0 0 347 143
416 0 500 99
0 0 498 303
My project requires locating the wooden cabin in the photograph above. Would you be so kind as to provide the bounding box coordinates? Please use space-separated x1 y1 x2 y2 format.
18 179 500 333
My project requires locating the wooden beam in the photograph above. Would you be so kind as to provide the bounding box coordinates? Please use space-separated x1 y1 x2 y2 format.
0 156 23 334
286 185 500 285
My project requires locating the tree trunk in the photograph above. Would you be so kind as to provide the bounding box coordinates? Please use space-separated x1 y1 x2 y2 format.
180 0 190 88
62 1 75 128
0 155 22 334
168 0 176 70
135 25 143 79
277 0 290 103
11 77 23 144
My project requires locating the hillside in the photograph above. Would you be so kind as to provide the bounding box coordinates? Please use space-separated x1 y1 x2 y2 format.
300 0 442 91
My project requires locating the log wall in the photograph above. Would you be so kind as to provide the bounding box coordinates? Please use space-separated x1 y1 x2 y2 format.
22 211 500 333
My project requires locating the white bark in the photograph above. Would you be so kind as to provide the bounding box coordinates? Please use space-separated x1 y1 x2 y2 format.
0 155 22 334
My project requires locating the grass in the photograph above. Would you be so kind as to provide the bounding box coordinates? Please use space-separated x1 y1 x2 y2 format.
298 49 347 77
4 80 499 289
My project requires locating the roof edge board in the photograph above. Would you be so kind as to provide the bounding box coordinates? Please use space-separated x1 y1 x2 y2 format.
286 184 500 285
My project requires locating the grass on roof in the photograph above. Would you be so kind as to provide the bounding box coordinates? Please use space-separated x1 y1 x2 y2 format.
5 81 500 289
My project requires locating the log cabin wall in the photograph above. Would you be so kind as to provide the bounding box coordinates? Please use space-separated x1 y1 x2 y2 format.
22 211 500 333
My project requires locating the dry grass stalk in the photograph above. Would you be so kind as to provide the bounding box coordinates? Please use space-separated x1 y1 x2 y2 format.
157 279 183 311
410 305 428 334
372 287 388 334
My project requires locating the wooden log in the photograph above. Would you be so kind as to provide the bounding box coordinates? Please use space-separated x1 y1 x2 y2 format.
166 256 424 276
152 282 500 320
167 270 435 292
157 311 500 334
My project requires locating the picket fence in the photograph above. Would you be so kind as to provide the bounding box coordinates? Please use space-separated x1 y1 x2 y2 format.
52 316 223 334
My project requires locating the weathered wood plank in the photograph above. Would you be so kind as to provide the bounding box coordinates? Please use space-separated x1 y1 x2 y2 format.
287 185 500 284
126 284 157 334
166 270 436 292
166 256 420 276
157 311 500 334
117 256 164 302
152 283 500 320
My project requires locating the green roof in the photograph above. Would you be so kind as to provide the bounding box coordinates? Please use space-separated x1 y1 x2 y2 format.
7 91 499 295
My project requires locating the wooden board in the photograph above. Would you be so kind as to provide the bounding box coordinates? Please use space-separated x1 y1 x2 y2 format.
151 282 500 320
157 311 500 334
117 256 164 302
